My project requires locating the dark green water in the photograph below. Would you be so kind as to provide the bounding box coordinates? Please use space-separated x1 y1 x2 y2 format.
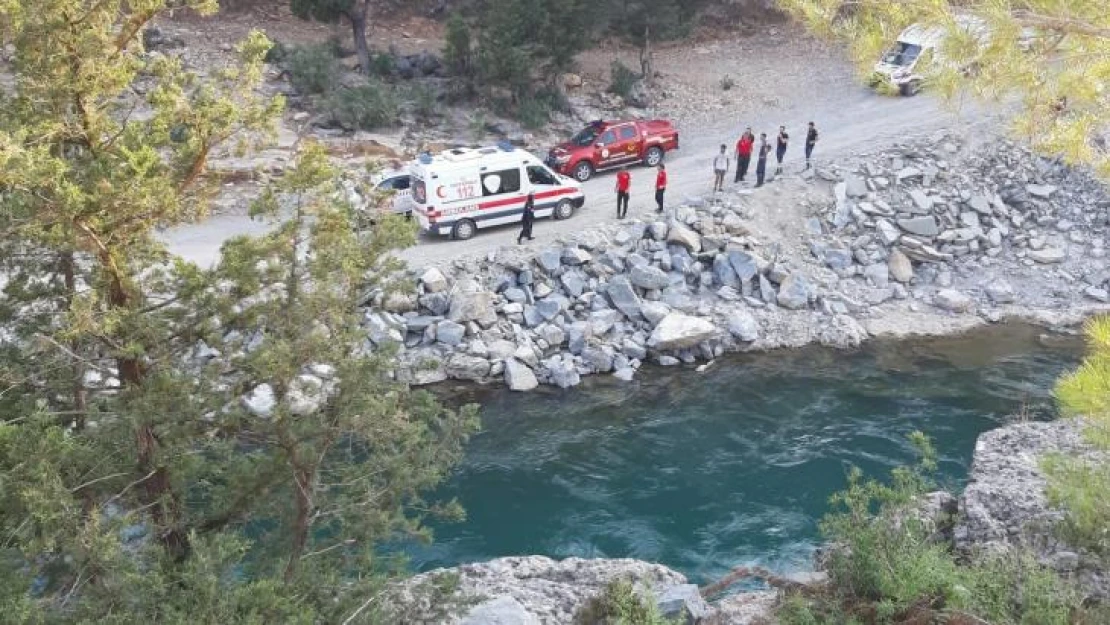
409 325 1085 584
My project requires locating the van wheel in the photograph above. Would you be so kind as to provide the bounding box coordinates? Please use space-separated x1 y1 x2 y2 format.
573 161 594 182
899 80 921 97
553 199 574 220
451 219 477 240
644 146 663 167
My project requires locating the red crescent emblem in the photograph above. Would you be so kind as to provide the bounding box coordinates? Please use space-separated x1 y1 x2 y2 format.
436 186 447 199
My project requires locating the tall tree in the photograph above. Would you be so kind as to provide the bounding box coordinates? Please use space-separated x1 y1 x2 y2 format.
291 0 375 75
779 0 1110 178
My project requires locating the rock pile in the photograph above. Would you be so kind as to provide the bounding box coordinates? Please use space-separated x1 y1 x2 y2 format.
357 134 1109 391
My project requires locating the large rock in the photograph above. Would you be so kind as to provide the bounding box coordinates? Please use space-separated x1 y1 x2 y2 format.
665 222 702 252
504 358 539 392
436 320 466 346
460 596 539 625
985 280 1016 304
605 275 643 320
420 267 450 293
647 313 718 350
449 291 498 326
934 288 974 313
726 310 760 342
543 354 581 389
776 274 811 310
897 216 940 237
844 174 869 198
887 248 914 283
629 264 671 290
1029 248 1066 264
655 584 710 625
728 251 761 282
446 353 491 381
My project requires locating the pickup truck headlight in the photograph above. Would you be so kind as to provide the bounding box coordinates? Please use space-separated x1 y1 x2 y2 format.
554 154 570 164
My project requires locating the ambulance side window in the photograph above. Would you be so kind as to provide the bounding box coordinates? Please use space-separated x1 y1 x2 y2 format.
481 168 521 196
527 165 557 186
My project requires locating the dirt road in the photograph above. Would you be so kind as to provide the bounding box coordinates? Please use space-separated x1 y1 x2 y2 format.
162 40 1000 269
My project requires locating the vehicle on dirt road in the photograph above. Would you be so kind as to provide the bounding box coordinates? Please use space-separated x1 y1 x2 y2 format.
410 142 585 241
545 119 679 182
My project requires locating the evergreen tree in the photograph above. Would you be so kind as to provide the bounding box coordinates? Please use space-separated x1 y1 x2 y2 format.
779 0 1110 177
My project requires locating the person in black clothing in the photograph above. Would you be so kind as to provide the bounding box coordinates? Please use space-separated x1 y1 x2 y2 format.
517 192 536 244
775 125 788 174
756 133 771 187
805 121 818 169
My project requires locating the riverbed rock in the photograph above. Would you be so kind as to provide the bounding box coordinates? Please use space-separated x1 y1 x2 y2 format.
776 274 812 310
985 280 1016 304
605 275 644 320
436 320 466 346
897 216 940 237
449 290 498 326
727 310 760 342
887 248 914 283
666 222 702 252
504 358 539 392
543 354 581 389
446 353 492 381
1028 247 1066 264
934 289 974 313
420 267 450 293
648 313 719 350
629 264 671 290
460 596 539 625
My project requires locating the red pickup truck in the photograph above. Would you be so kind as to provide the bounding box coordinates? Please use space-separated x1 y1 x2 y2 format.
545 119 680 182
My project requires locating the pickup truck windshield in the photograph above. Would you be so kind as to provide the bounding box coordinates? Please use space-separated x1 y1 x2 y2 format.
571 126 599 146
882 42 922 67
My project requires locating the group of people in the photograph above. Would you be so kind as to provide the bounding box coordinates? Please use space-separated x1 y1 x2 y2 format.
713 121 819 192
518 122 821 244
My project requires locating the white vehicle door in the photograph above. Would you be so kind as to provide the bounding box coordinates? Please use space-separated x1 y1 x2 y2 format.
376 175 414 214
525 164 560 216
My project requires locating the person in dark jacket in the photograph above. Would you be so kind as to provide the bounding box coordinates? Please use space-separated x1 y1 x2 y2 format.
805 121 819 169
756 133 771 187
517 192 536 244
775 125 789 174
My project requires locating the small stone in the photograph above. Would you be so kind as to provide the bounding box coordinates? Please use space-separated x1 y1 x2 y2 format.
887 249 914 283
419 267 450 293
1025 184 1058 199
727 310 759 342
1028 248 1066 264
561 247 592 266
1084 286 1110 303
777 274 811 310
629 264 671 290
435 320 466 345
934 289 974 313
897 216 940 237
985 281 1016 304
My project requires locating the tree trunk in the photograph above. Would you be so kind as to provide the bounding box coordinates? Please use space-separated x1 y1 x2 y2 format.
60 252 88 432
349 2 372 75
284 467 313 581
103 261 189 560
639 25 653 85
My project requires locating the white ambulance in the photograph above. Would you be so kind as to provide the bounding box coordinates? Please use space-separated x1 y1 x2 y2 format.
409 142 586 240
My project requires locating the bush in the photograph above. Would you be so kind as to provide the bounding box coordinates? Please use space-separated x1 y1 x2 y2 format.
408 84 440 121
265 40 290 64
608 60 640 99
443 12 472 77
573 579 678 625
369 52 395 77
779 432 1088 625
288 44 340 95
325 81 399 130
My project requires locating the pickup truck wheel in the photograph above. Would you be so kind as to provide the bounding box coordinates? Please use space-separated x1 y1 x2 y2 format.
644 146 664 167
573 161 594 182
451 219 477 240
553 199 574 220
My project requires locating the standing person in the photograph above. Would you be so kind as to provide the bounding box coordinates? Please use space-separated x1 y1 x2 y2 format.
775 125 789 174
805 121 819 169
756 133 771 188
615 167 631 219
712 144 729 192
655 163 667 213
735 128 754 182
517 192 535 244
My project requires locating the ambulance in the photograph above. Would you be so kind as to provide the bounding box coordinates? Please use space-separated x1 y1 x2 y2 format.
409 142 586 240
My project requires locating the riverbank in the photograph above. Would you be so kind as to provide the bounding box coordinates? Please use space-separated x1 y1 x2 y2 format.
352 132 1110 394
398 416 1104 624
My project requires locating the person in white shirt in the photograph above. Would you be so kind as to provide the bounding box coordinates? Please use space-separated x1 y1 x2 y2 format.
712 144 730 192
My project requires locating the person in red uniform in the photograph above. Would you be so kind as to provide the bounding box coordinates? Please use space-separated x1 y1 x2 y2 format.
655 164 667 213
735 128 755 183
615 167 631 219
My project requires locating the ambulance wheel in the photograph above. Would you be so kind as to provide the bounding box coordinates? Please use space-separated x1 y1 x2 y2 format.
644 146 664 167
553 199 574 220
451 219 477 240
573 161 594 182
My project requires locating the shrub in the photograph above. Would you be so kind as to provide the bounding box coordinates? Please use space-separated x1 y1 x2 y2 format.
408 84 440 121
1043 455 1110 555
443 12 472 77
325 81 399 130
264 40 290 64
608 60 640 99
516 96 552 130
573 579 678 625
369 52 395 77
288 44 340 95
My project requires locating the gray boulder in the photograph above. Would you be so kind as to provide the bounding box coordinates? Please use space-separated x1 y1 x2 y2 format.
446 353 491 381
504 358 539 392
887 248 914 283
543 355 581 389
985 280 1016 304
656 584 710 625
460 596 540 625
666 222 702 252
630 264 671 290
934 289 974 313
449 291 498 326
776 274 811 310
726 310 760 342
436 320 466 346
605 275 644 319
420 267 450 293
647 313 718 350
897 216 940 237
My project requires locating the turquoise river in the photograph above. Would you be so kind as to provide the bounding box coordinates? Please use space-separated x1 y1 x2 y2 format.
408 324 1085 584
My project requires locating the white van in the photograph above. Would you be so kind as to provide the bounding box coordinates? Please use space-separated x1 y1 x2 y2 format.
872 15 990 95
409 142 586 240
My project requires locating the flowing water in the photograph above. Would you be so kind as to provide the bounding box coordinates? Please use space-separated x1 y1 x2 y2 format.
408 324 1085 584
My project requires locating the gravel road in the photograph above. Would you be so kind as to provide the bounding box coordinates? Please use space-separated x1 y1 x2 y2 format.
163 77 999 269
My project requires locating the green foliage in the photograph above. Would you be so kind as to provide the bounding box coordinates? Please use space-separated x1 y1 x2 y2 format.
409 84 441 121
780 432 1087 625
443 11 473 77
325 81 400 130
369 51 395 77
1043 316 1110 556
288 43 341 95
574 578 679 625
609 60 640 99
0 1 478 621
779 0 1110 178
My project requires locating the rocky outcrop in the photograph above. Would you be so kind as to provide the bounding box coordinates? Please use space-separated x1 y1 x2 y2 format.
956 419 1110 601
